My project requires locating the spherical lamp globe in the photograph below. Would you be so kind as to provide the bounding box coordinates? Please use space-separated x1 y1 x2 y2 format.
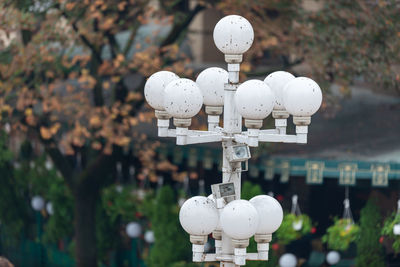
126 222 142 238
144 230 155 244
264 71 295 111
249 195 283 235
220 199 259 240
196 67 228 107
279 253 297 267
31 196 45 211
326 251 341 265
164 78 203 126
144 71 179 111
213 15 254 56
179 196 219 236
283 77 322 117
235 80 275 120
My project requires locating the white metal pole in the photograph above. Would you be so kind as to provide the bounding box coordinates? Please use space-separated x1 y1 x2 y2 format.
220 62 242 267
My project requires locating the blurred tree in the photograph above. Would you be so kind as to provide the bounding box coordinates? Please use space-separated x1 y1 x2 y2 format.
146 186 191 266
0 0 207 265
1 0 398 265
355 198 385 267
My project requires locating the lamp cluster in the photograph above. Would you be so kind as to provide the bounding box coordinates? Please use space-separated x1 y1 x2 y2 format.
179 194 283 265
145 14 323 266
144 15 322 148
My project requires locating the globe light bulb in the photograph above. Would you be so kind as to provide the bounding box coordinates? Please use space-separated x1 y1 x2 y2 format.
31 195 45 211
196 67 228 107
279 253 297 267
220 199 259 265
144 230 155 244
235 80 275 123
179 196 219 262
235 79 275 146
326 251 341 265
46 202 54 215
249 195 283 260
220 199 259 240
179 196 219 236
126 222 142 238
249 195 283 235
144 71 179 111
264 71 295 111
164 78 203 127
213 15 254 56
283 77 322 120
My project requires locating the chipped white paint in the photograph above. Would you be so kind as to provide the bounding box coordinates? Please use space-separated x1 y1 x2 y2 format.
235 80 275 120
164 78 203 119
179 196 219 236
213 15 254 55
144 71 179 110
283 77 323 117
220 200 259 240
264 71 295 111
249 195 283 234
196 67 228 107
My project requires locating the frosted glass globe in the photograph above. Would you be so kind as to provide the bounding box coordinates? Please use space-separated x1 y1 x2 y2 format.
196 67 228 106
283 77 322 117
179 196 219 236
46 202 54 215
220 200 259 240
126 222 142 238
144 230 155 244
213 15 254 55
31 195 45 211
264 71 295 110
326 251 341 265
249 195 283 234
279 253 297 267
144 71 179 110
164 78 203 119
235 80 275 120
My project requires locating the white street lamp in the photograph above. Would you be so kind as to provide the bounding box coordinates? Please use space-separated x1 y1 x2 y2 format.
235 80 275 147
144 230 155 244
144 71 179 137
326 251 341 265
279 253 297 267
31 195 45 211
264 71 295 134
46 202 54 215
179 196 219 262
196 67 228 130
220 200 259 265
126 222 142 238
145 14 323 267
249 195 283 260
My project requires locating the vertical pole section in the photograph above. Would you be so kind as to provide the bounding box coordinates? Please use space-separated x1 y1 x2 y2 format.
220 62 242 267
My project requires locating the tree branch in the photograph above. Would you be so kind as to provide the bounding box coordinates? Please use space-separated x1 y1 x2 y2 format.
58 9 103 64
123 21 141 56
160 4 205 48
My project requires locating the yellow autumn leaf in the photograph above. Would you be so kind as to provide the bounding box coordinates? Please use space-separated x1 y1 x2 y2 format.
89 116 101 128
25 108 33 116
40 127 52 140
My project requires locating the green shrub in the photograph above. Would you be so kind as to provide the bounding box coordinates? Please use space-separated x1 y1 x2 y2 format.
322 218 360 251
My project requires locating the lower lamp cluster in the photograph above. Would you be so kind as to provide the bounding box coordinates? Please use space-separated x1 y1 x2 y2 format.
179 193 283 265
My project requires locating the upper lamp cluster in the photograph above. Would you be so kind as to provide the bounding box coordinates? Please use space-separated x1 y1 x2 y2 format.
144 15 322 126
144 69 322 124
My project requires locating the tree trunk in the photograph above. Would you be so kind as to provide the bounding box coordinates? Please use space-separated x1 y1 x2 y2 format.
74 186 99 267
